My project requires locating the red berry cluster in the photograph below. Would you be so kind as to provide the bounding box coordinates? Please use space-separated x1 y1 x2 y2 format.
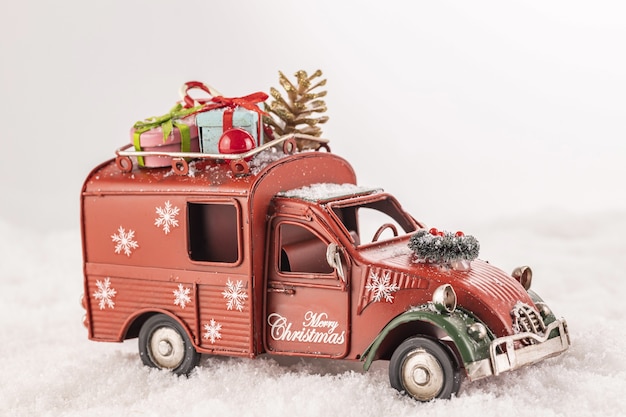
429 228 465 238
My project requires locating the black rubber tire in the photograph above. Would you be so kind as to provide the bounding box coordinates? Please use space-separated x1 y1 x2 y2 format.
138 314 200 375
389 336 461 401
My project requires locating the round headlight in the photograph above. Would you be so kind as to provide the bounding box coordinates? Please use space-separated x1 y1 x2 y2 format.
467 322 487 341
536 302 552 319
432 284 457 314
512 266 532 290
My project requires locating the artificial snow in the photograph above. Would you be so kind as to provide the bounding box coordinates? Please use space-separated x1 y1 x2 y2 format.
279 183 380 202
248 148 287 175
1 211 625 416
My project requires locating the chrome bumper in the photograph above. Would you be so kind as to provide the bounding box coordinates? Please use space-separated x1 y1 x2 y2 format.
466 318 570 381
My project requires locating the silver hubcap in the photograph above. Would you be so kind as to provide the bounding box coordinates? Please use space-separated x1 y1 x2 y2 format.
149 327 185 369
401 348 444 401
158 340 173 356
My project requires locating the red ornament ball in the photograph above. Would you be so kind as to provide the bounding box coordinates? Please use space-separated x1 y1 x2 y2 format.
218 128 255 155
455 231 465 237
429 228 439 236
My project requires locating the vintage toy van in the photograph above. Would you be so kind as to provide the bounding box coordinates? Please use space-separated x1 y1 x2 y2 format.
81 137 569 401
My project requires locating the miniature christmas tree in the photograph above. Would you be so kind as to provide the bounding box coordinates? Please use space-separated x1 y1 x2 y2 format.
264 70 329 150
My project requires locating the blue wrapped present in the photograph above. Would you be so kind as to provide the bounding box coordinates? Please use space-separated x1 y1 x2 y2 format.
196 106 264 154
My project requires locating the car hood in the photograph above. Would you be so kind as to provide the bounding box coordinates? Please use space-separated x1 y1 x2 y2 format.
357 241 536 336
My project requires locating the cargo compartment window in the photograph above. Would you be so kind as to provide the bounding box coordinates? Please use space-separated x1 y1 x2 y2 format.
188 202 240 263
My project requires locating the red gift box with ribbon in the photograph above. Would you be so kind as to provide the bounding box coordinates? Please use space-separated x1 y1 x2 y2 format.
180 81 268 155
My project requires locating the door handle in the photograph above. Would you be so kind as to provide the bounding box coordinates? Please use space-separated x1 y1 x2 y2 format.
268 287 296 295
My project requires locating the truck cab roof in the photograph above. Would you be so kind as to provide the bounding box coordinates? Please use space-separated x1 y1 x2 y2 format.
277 183 381 203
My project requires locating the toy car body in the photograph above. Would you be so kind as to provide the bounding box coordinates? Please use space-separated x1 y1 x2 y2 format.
80 145 569 401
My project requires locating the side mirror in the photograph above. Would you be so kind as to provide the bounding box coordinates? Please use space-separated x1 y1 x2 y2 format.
326 243 346 282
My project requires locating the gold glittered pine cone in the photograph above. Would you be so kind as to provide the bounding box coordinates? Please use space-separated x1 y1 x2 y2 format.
264 69 329 150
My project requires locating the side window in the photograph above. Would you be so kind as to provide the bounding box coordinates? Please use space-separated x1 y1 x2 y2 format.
278 223 333 275
188 202 240 263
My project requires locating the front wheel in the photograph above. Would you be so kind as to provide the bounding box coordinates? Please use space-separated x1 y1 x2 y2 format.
138 314 200 375
389 336 461 401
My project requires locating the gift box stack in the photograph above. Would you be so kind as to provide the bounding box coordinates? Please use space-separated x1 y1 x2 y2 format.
130 82 268 168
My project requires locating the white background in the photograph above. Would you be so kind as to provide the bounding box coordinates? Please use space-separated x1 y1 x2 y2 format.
1 0 624 231
1 1 625 416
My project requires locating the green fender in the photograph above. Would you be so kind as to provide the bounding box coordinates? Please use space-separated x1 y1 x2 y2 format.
361 307 492 371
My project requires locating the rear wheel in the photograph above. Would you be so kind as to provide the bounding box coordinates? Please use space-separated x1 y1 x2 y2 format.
389 336 460 401
138 314 200 375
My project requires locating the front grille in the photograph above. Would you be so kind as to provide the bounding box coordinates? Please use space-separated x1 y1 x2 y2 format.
511 302 546 339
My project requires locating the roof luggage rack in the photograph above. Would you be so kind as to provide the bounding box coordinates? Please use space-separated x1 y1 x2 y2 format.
114 133 330 176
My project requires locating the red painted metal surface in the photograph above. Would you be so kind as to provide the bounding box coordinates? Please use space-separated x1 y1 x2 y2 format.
81 149 565 380
81 152 357 357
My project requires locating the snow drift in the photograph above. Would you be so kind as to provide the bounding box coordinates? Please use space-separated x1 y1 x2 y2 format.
1 211 625 417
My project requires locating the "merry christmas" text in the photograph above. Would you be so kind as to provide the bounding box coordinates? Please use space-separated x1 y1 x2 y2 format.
267 311 345 345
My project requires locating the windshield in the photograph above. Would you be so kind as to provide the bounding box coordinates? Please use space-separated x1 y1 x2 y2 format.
329 194 418 246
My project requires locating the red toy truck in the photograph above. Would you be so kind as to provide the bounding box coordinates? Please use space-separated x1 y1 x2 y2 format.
80 137 569 401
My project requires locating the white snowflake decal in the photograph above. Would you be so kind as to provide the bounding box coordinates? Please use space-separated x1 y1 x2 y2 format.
173 284 191 309
111 226 139 256
93 277 117 309
203 319 222 344
366 271 400 303
222 279 248 312
155 201 180 234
